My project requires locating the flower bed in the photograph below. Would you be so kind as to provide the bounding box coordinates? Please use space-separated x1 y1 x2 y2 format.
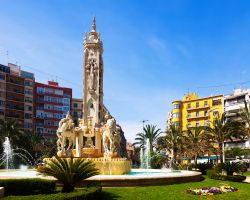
186 185 238 196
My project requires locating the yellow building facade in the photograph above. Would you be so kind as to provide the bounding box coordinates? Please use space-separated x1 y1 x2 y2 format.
172 93 223 131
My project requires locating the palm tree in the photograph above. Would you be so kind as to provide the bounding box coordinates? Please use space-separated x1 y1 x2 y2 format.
165 125 182 164
37 156 99 192
134 124 162 155
183 126 206 165
239 101 250 137
205 114 244 163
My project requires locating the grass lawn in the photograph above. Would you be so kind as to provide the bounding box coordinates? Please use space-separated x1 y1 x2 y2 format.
244 171 250 176
100 177 250 200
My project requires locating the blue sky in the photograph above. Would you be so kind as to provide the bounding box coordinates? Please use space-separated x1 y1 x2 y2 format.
0 0 250 142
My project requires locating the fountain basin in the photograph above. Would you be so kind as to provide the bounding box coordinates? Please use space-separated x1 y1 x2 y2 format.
84 169 203 187
44 157 132 175
0 168 202 187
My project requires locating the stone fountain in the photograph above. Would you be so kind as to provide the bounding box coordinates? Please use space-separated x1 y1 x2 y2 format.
0 18 203 186
54 17 131 175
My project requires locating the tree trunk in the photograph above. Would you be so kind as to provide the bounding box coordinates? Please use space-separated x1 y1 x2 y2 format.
219 142 223 164
194 155 198 165
62 184 74 193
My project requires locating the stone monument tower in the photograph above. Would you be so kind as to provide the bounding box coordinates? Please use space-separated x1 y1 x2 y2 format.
83 17 104 128
56 17 128 161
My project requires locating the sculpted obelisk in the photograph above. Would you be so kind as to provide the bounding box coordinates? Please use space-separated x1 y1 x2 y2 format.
82 17 105 156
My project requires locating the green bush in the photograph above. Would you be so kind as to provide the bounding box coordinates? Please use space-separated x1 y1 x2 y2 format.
3 186 101 200
0 178 56 196
37 156 99 193
207 169 246 182
150 153 168 169
207 169 217 179
225 175 246 182
240 162 248 172
221 162 244 175
194 163 213 175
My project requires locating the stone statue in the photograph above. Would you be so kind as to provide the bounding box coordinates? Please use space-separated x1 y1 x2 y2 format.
56 112 76 156
101 112 120 158
87 59 97 91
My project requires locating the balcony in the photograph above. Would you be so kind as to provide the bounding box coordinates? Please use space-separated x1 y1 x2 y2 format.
6 97 23 103
6 105 24 111
187 104 210 111
187 114 209 120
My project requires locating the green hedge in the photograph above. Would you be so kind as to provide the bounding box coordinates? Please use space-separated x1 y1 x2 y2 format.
3 186 101 200
207 169 246 182
0 179 56 196
225 175 247 182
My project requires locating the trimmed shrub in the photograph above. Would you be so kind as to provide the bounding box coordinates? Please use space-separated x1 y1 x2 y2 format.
207 169 217 179
0 178 56 196
194 163 213 175
207 169 246 182
4 186 101 200
225 175 246 182
221 162 245 175
37 156 99 193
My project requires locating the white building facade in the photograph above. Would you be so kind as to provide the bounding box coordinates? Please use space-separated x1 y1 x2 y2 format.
224 89 250 151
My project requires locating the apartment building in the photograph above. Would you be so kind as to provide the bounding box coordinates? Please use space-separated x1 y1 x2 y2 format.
34 81 72 138
224 89 250 150
0 63 34 131
172 92 224 131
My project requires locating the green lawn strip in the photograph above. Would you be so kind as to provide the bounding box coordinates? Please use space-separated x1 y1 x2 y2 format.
102 177 250 200
244 171 250 176
3 186 101 200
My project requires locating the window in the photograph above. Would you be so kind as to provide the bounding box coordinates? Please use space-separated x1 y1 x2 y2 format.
0 74 5 80
196 111 199 117
24 123 33 129
213 110 219 116
36 127 44 133
73 111 78 117
73 103 78 108
25 105 32 111
174 104 180 109
25 89 33 95
25 97 32 103
37 87 45 94
55 89 63 95
63 98 70 105
0 101 5 106
25 81 33 87
0 83 5 89
0 109 4 115
63 93 71 98
63 106 70 113
196 102 199 108
90 103 94 109
173 122 180 127
187 113 191 118
205 120 209 126
173 113 180 118
196 121 200 126
212 99 222 106
36 111 44 118
204 110 208 116
204 101 208 107
187 103 191 109
24 112 32 119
